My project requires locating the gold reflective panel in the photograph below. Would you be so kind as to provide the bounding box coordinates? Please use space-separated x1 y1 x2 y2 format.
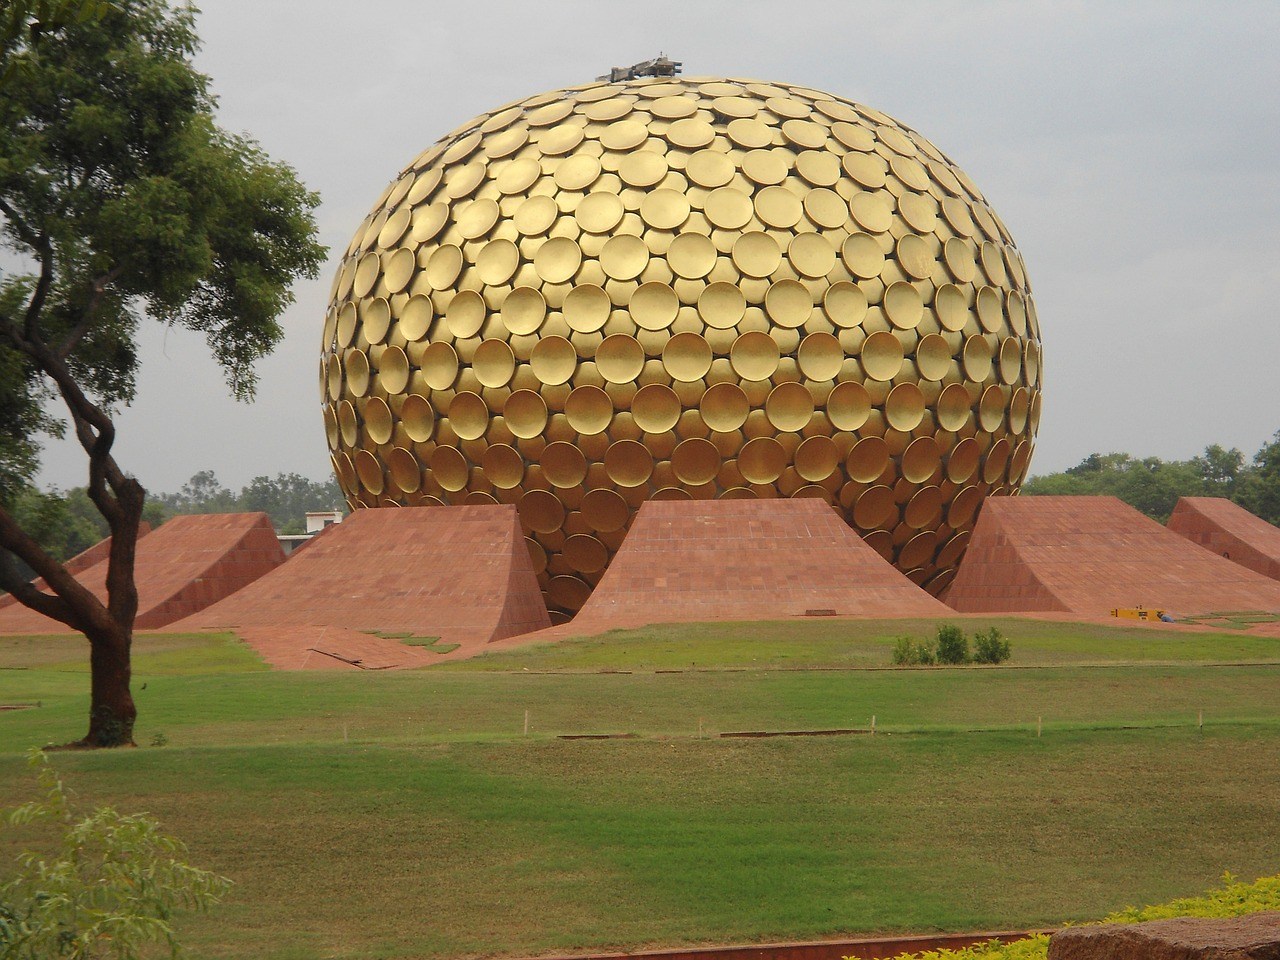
322 75 1042 616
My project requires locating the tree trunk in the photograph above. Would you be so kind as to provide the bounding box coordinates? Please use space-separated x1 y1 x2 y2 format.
80 622 137 747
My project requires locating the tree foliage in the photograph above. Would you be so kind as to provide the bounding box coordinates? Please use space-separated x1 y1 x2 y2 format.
0 0 324 747
0 750 230 959
1022 432 1280 525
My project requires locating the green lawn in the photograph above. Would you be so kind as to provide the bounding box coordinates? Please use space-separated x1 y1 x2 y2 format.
1 625 1278 960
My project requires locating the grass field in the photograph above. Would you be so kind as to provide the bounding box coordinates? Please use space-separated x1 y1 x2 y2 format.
2 620 1279 960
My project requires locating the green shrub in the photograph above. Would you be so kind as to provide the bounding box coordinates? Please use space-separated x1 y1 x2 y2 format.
891 636 935 666
934 624 970 664
973 627 1012 664
0 750 231 960
844 872 1280 960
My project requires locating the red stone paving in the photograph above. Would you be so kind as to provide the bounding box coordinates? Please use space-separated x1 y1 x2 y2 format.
550 498 950 635
1167 497 1280 582
0 514 283 633
945 496 1280 616
172 505 551 660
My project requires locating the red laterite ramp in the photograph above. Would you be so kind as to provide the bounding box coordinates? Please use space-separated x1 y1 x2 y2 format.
173 505 550 652
1167 497 1280 582
563 497 951 632
0 514 283 633
945 496 1280 616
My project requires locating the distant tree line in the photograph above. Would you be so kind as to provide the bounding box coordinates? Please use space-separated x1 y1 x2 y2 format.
8 471 345 567
1023 430 1280 525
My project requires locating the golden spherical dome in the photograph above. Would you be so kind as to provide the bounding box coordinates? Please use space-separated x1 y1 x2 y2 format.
320 75 1043 621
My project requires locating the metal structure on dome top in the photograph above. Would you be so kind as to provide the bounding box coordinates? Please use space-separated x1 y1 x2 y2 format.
597 55 682 83
320 74 1044 621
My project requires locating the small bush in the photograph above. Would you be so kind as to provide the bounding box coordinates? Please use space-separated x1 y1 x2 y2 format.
972 627 1011 664
891 637 935 666
934 624 969 664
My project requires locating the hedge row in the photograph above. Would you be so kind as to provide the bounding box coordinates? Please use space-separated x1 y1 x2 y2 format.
846 873 1280 960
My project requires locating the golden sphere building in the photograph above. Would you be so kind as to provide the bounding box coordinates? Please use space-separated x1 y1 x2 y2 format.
320 75 1043 620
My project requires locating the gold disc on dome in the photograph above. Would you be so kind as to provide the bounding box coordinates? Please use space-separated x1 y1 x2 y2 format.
476 239 520 287
538 123 585 156
654 486 695 501
901 436 942 484
482 443 525 489
631 383 682 433
473 339 516 388
732 231 782 278
496 158 541 195
519 489 565 534
948 437 982 484
730 330 780 380
426 244 464 290
671 437 720 485
378 346 410 394
535 236 583 284
976 286 1004 333
430 445 469 492
666 117 716 149
789 233 836 279
530 335 576 385
944 238 977 282
363 396 393 444
827 380 871 431
686 149 735 188
850 193 893 233
361 296 391 345
401 394 434 443
935 283 969 332
422 341 459 390
630 282 680 331
916 333 952 381
384 248 416 293
823 281 868 328
547 575 590 611
742 149 789 185
456 198 500 240
605 439 655 487
803 188 848 229
663 331 713 382
504 389 548 439
575 192 625 234
905 485 943 529
754 185 803 229
795 150 841 187
344 349 370 397
448 391 489 441
884 281 924 330
600 119 648 151
667 232 718 279
936 382 973 432
727 117 773 149
698 282 747 329
618 150 669 188
445 289 486 339
700 382 750 432
501 286 546 336
765 382 814 432
639 189 690 230
712 95 759 119
782 118 828 149
354 450 385 495
541 441 588 488
514 195 558 235
563 283 611 333
563 534 608 573
896 234 935 280
797 332 843 381
596 334 645 383
386 446 422 494
795 436 839 482
885 382 926 432
581 488 629 532
979 383 1006 432
764 279 812 328
352 252 380 298
704 187 755 230
649 95 697 119
583 97 633 121
841 233 886 279
847 436 890 483
554 154 602 191
842 152 887 188
738 436 787 484
963 334 993 381
377 206 411 249
599 234 649 280
565 385 612 434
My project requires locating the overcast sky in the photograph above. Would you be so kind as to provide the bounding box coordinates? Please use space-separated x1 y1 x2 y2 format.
32 0 1280 494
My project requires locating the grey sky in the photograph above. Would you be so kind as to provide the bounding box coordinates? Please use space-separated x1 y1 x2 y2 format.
32 0 1280 493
